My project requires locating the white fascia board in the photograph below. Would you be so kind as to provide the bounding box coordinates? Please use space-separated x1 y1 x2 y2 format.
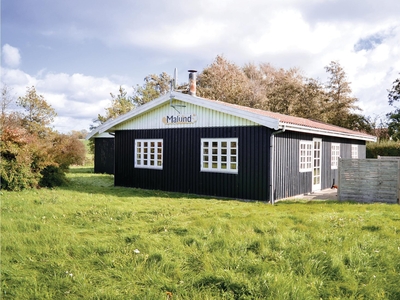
281 123 377 142
86 93 171 139
88 92 280 137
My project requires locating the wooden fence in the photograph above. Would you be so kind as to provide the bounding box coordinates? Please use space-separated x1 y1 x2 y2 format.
338 159 400 204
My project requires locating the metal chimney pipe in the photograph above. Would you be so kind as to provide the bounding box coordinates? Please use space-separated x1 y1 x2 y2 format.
188 70 197 96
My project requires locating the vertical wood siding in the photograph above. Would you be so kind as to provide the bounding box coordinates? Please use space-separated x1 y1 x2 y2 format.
273 132 367 199
273 132 312 199
114 126 272 201
94 138 115 174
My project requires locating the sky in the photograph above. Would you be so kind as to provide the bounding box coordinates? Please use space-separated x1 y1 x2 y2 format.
1 0 400 133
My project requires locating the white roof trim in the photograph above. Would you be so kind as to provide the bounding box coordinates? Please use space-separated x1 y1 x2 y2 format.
280 123 377 142
86 91 376 143
86 92 280 139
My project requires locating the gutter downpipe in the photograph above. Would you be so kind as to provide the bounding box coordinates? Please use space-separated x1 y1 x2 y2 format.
270 125 286 205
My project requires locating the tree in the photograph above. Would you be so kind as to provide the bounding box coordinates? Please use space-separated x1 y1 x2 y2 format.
17 86 57 135
49 133 86 170
197 55 252 106
387 75 400 140
294 77 328 121
95 86 135 125
1 85 15 117
324 61 360 127
1 86 86 190
388 75 400 105
132 72 172 106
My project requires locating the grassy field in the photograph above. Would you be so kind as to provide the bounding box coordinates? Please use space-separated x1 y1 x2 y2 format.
1 167 400 299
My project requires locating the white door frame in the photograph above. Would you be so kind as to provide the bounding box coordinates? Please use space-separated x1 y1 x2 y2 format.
312 138 322 192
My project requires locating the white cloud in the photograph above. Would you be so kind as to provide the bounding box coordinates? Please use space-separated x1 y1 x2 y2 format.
1 67 130 133
2 44 21 68
3 0 400 132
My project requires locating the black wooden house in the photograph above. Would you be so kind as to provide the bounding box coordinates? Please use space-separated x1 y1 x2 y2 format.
87 91 376 202
92 133 114 174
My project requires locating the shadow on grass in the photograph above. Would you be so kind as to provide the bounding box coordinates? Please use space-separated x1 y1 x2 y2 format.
61 166 215 200
64 167 377 205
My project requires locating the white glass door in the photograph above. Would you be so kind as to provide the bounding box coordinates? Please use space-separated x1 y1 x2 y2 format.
312 138 322 191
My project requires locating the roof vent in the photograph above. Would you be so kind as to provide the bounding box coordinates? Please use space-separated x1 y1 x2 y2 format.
188 70 197 96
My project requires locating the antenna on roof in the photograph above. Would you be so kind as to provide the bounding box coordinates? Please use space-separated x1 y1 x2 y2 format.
170 68 185 113
173 68 178 90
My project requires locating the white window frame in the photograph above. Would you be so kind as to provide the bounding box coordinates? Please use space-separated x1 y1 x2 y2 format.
135 139 163 170
201 138 238 174
331 143 340 169
299 140 313 172
351 144 358 159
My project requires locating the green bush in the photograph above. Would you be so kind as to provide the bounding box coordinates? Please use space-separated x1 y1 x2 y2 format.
39 165 68 188
0 157 38 191
366 140 400 158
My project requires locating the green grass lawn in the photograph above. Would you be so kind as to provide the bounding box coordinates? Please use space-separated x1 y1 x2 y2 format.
1 167 400 299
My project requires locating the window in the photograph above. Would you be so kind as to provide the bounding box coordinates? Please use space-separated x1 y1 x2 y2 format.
201 138 238 174
351 145 358 159
135 139 163 169
299 140 313 172
331 143 340 169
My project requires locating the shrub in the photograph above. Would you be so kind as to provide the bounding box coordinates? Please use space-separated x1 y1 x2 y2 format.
39 165 68 188
1 109 85 191
366 140 400 158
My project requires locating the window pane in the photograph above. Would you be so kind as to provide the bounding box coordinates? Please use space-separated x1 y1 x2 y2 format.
201 138 238 174
136 139 163 170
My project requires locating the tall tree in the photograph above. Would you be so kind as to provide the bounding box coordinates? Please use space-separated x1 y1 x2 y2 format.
294 77 327 121
132 72 172 106
197 55 252 106
387 74 400 140
17 86 57 135
324 61 360 127
1 86 86 190
388 75 400 105
95 86 135 125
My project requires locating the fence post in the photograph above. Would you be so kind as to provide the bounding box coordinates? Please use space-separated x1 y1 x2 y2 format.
398 160 400 204
338 158 342 201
